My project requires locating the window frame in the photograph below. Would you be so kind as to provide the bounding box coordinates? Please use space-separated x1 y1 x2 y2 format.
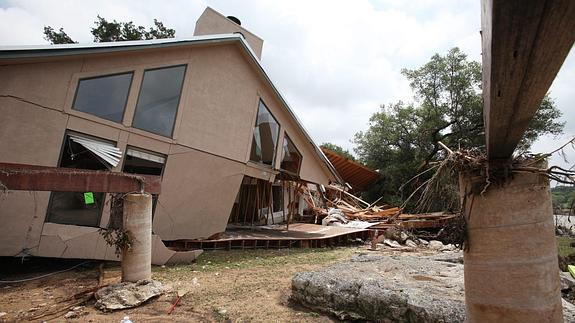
45 131 117 228
249 99 281 167
71 71 134 123
131 64 188 138
279 133 303 176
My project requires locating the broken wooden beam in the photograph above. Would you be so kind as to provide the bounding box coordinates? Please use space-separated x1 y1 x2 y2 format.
482 0 575 160
0 162 161 194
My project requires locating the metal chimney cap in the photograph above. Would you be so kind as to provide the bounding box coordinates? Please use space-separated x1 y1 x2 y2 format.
227 16 241 25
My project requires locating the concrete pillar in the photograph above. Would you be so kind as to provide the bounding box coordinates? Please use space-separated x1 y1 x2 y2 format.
122 193 152 282
460 163 562 322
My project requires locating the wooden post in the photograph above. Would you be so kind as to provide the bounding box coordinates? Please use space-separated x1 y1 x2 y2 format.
460 161 562 322
122 193 153 282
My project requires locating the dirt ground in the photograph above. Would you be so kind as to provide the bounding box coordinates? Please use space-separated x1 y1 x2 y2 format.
0 246 378 322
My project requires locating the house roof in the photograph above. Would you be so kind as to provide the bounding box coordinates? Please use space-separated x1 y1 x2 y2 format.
0 34 344 184
321 148 381 192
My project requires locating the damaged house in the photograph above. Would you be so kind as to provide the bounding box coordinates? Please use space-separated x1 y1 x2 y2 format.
0 7 347 264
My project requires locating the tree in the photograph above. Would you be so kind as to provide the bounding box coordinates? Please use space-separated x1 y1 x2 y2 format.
354 47 564 209
44 16 175 44
320 143 356 161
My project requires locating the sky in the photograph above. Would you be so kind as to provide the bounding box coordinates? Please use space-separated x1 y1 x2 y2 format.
0 0 573 170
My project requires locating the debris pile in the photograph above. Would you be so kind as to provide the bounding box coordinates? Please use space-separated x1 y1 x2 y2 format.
299 184 458 231
94 279 165 311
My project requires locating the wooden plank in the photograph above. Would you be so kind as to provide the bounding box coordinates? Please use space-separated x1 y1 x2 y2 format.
483 0 575 160
0 162 161 194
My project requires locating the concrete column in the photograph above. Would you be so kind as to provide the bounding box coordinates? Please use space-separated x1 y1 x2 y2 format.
122 193 152 282
460 164 562 322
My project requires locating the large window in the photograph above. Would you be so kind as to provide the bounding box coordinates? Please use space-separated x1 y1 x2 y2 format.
72 72 133 122
280 135 302 175
132 65 187 137
250 100 280 165
46 134 116 227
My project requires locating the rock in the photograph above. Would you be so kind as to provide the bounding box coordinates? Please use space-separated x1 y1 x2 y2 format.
64 311 78 319
0 312 7 318
291 253 574 322
399 232 409 243
94 279 165 311
428 240 444 250
440 244 456 252
405 239 418 248
218 308 227 315
291 253 466 322
383 239 402 248
72 306 84 312
561 272 575 291
419 239 429 245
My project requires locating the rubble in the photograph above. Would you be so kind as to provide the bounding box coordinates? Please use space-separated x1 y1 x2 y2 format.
94 280 165 311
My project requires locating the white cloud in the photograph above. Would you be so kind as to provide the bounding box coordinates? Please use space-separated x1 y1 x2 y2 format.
0 0 573 169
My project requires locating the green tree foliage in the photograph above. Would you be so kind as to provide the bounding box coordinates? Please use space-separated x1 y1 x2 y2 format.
44 16 175 44
320 143 356 161
43 26 76 44
552 186 575 211
354 47 564 210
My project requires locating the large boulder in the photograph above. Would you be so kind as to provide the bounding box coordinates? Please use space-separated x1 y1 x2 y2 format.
291 253 575 322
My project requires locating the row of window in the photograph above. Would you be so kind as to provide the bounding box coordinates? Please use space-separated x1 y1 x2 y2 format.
75 66 301 175
73 65 187 137
249 100 302 175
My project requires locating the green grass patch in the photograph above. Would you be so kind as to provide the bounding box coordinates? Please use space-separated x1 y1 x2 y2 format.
557 236 575 257
153 247 359 276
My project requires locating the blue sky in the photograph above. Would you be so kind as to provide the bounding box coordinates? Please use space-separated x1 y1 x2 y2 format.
1 0 573 170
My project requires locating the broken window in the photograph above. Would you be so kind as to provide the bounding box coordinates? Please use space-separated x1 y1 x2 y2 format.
46 134 118 227
280 135 302 175
250 100 280 166
272 184 283 212
132 65 187 137
72 72 133 123
122 148 166 217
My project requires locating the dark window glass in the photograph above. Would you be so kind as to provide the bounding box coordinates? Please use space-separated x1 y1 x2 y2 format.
250 100 280 165
122 148 165 219
132 65 186 137
72 73 133 122
280 135 302 174
46 134 112 227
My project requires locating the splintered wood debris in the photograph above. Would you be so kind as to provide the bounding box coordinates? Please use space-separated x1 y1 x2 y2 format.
298 184 457 230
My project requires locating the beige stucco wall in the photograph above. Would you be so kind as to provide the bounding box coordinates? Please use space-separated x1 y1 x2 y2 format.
0 40 336 258
194 7 264 59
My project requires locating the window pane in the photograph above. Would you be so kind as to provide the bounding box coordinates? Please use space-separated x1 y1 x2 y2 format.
250 100 279 165
46 134 111 227
73 73 133 122
280 135 302 174
132 65 186 137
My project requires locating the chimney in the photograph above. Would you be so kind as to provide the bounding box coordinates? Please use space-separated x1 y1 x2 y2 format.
194 7 264 59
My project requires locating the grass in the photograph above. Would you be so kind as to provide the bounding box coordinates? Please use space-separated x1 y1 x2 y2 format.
557 236 575 257
150 247 362 322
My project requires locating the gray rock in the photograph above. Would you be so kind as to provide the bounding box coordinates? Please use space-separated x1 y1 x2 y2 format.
291 253 574 322
64 311 77 319
561 272 575 291
419 239 429 245
405 239 418 248
399 232 409 243
440 244 456 252
384 239 402 248
95 279 165 311
292 253 466 322
429 240 444 250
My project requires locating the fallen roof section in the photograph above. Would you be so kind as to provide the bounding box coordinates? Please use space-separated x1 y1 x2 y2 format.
321 148 381 191
0 35 344 185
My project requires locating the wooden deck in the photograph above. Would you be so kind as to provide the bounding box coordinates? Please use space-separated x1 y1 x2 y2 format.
165 223 369 250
